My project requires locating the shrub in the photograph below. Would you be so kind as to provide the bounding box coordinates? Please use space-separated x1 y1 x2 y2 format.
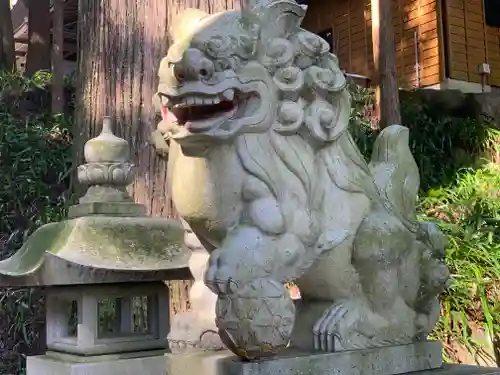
348 84 500 364
421 165 500 363
0 70 74 374
348 85 499 192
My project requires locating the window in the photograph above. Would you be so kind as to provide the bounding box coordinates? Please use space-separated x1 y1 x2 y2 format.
317 28 334 53
485 0 500 28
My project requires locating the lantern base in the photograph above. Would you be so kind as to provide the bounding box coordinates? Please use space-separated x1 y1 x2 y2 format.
26 350 166 375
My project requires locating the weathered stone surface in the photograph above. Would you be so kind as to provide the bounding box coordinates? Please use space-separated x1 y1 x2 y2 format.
46 283 169 355
153 0 449 359
166 342 443 375
68 201 146 218
27 351 166 375
0 216 190 285
0 254 190 287
27 351 500 375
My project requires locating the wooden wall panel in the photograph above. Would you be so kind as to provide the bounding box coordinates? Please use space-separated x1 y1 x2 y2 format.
444 0 500 86
301 0 441 88
487 27 500 85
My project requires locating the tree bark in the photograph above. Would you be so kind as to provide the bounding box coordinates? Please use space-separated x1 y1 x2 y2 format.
51 0 64 113
25 0 51 75
370 0 401 128
166 0 246 31
0 0 15 71
76 0 246 315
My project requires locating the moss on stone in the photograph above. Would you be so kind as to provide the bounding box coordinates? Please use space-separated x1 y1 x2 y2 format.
0 216 188 276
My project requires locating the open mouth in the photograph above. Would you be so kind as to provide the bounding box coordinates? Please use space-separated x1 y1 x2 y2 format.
159 89 238 134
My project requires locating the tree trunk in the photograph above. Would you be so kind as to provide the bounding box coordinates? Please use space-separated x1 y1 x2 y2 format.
75 0 246 315
76 0 180 312
0 27 4 69
166 0 246 30
0 0 15 71
25 0 51 75
370 0 401 128
51 0 64 113
76 0 171 211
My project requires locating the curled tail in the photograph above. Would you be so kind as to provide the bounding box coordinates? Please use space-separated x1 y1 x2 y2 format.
368 125 420 232
369 125 450 329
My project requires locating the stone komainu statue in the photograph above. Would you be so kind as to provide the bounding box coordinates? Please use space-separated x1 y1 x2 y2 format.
152 0 450 360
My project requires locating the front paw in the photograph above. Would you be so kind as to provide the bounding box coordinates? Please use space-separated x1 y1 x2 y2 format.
312 302 349 352
204 249 238 295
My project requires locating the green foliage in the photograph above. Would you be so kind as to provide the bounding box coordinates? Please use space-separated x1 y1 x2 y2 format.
0 112 73 233
0 77 73 244
0 70 53 93
348 83 376 158
400 98 500 192
0 69 74 374
348 84 500 364
348 85 500 192
421 166 500 363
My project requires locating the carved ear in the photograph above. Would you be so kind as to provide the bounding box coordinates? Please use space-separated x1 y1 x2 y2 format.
242 0 306 39
169 8 209 43
262 0 306 39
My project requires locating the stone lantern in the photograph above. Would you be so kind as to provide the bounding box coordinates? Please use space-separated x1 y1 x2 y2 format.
0 117 190 375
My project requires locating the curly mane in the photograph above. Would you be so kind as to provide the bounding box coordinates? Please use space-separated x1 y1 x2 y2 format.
234 97 382 279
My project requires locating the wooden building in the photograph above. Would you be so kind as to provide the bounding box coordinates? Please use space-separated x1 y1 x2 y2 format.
9 0 500 92
301 0 500 93
10 0 78 74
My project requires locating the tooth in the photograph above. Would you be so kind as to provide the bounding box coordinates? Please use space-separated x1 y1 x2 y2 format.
161 96 169 106
194 97 203 105
186 97 195 105
203 97 219 105
221 89 234 101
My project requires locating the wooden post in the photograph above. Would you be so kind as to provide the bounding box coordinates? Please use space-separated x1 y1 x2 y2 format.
51 0 64 113
0 0 16 71
370 0 401 128
25 0 51 75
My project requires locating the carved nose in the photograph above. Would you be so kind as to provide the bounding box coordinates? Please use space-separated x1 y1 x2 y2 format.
173 48 215 82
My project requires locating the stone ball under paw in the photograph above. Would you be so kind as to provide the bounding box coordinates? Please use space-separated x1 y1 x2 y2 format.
215 278 295 360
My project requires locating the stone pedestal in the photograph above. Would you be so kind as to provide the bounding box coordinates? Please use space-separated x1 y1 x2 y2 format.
27 351 166 375
27 344 500 375
166 341 443 375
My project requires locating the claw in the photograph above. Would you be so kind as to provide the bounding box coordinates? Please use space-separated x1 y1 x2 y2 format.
204 250 222 293
212 276 238 295
204 250 240 295
313 307 330 350
312 302 348 352
326 305 347 351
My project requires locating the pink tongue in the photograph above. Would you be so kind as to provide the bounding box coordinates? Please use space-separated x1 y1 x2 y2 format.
161 106 177 122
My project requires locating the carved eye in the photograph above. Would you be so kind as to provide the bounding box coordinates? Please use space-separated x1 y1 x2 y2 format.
206 36 231 58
